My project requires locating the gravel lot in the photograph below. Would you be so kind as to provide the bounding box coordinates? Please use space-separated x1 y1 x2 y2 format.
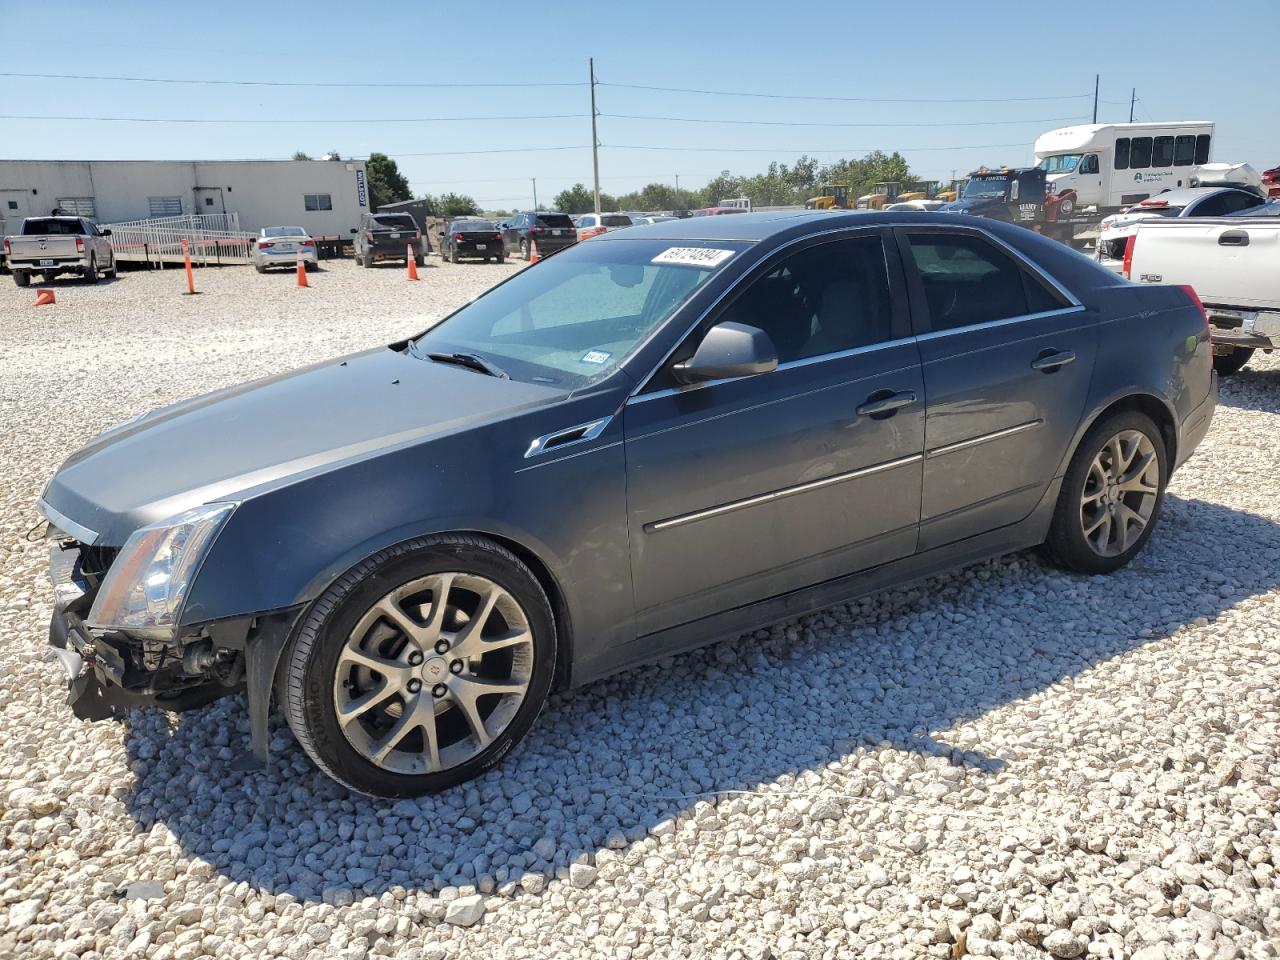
1 259 1277 960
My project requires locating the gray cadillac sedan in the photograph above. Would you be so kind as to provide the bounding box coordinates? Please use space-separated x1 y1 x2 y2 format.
39 211 1216 797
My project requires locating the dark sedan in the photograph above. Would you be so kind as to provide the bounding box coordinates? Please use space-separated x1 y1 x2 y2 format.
501 211 576 260
439 219 505 264
38 211 1216 797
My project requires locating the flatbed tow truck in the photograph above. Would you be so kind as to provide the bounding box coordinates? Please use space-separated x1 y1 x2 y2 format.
939 166 1104 250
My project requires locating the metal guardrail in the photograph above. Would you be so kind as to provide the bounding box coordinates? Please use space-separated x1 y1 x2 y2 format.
103 213 255 267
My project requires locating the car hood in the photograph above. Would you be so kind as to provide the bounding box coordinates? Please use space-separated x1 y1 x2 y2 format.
42 346 564 544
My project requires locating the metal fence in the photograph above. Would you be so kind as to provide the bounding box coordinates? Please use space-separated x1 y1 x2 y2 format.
103 212 256 266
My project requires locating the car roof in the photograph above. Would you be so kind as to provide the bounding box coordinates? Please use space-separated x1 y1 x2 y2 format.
1138 186 1253 206
594 209 884 242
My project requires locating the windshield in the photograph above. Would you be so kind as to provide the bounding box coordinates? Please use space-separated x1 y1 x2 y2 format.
412 239 746 387
962 178 1009 200
371 215 416 230
264 226 307 237
1037 154 1083 174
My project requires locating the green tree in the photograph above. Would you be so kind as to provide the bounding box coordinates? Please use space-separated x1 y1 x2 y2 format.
553 183 595 215
291 151 313 161
365 152 411 210
438 192 480 216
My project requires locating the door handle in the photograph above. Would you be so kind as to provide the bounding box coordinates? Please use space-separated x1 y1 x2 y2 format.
1031 350 1076 372
1219 230 1250 247
857 390 917 418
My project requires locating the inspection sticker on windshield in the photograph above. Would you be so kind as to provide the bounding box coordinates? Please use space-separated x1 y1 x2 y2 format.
580 350 612 365
651 247 735 268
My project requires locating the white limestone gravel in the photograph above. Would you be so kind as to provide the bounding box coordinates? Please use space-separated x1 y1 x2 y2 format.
1 259 1277 959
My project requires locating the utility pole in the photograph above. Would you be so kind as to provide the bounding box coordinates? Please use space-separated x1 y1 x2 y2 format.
1092 74 1099 124
532 177 537 212
674 173 680 207
1129 87 1136 123
589 58 601 215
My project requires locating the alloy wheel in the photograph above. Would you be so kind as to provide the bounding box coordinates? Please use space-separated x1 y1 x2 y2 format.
1079 429 1160 557
332 573 534 775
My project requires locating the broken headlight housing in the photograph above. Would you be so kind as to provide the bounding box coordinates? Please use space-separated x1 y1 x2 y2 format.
87 502 236 640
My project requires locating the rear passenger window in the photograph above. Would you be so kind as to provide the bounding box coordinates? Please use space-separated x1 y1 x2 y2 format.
1114 138 1130 170
715 235 894 363
1194 134 1211 165
1152 137 1174 168
1130 137 1153 169
1174 136 1196 166
905 233 1066 331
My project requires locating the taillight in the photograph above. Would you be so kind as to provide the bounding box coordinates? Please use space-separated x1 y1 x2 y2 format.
75 236 84 252
1121 233 1136 279
529 226 541 234
454 233 464 243
1178 284 1210 339
494 233 502 241
258 240 271 249
2 238 9 256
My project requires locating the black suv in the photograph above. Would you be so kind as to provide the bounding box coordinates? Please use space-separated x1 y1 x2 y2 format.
500 211 576 260
353 213 424 268
439 219 505 264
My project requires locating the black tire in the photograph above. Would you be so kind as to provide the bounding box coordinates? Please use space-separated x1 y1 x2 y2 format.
254 263 267 274
84 255 99 284
414 254 425 267
450 248 459 264
304 261 317 272
104 254 118 279
13 271 30 288
520 239 530 261
1043 409 1168 575
496 253 505 264
1213 347 1253 377
280 534 557 798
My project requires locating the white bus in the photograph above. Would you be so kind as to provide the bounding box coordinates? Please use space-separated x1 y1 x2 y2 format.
1034 121 1215 213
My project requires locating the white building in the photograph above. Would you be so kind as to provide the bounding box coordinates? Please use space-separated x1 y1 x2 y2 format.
0 158 370 236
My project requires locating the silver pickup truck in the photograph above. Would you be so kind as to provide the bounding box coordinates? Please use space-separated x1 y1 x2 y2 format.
3 215 118 287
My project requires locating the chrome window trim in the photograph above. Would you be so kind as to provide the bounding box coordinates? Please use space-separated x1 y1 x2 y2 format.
926 419 1043 459
646 453 923 533
524 416 612 459
914 304 1088 342
37 499 99 545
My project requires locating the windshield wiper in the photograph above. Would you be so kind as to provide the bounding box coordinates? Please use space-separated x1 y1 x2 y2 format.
425 351 509 379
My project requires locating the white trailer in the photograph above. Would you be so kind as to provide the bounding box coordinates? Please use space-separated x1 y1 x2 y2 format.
1034 121 1215 214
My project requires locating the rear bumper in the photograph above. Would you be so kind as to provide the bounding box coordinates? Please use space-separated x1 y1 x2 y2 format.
255 249 317 266
1208 306 1280 351
11 256 89 272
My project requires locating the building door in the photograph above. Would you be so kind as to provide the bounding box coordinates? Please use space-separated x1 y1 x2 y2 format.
194 187 225 216
0 189 30 239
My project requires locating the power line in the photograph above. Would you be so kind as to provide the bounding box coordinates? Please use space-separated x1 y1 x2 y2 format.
606 141 1035 153
603 113 1089 128
0 112 584 124
600 81 1092 104
0 71 586 90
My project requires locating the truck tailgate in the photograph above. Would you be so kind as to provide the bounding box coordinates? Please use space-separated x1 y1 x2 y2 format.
1130 219 1280 311
7 236 82 261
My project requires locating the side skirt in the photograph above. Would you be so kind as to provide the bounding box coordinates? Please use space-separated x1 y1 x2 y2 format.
581 477 1061 684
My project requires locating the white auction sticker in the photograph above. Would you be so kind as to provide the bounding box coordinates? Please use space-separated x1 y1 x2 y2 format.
651 247 736 268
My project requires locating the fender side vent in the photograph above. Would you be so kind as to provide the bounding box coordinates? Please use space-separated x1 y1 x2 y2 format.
524 416 612 458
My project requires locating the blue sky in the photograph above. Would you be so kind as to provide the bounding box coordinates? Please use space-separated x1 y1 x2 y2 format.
3 0 1276 207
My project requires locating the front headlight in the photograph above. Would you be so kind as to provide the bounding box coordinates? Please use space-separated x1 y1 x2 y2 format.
87 502 236 639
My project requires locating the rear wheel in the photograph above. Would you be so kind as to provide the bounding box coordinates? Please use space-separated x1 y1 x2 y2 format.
13 271 30 288
496 252 505 264
1044 410 1167 575
520 239 530 261
281 535 556 797
414 254 425 267
1213 347 1253 377
450 248 459 264
254 263 267 274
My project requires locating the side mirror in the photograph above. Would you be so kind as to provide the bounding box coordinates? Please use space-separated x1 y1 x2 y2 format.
673 321 778 384
100 228 112 237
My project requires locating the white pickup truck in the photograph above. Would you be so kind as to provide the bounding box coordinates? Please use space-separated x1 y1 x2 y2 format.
3 215 117 287
1125 217 1280 375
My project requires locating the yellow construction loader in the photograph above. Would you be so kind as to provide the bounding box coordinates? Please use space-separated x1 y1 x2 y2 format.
804 185 851 210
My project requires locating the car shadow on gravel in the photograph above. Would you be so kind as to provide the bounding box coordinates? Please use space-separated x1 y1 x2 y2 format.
1216 366 1280 412
118 493 1280 904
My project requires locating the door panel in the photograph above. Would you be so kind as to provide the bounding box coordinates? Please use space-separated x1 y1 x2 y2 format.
624 344 924 635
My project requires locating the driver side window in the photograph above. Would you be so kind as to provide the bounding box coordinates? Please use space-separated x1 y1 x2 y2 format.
713 235 895 364
1080 154 1099 175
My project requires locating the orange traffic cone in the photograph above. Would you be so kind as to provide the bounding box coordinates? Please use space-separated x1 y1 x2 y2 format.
529 238 540 264
296 253 309 288
406 244 419 281
33 288 56 307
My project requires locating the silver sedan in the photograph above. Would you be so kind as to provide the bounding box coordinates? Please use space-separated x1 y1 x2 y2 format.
251 226 317 273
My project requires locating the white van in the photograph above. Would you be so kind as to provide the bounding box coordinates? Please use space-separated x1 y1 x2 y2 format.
1034 121 1215 213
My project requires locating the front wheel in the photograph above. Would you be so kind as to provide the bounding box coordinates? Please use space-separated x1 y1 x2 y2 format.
1213 347 1254 377
104 254 118 279
1044 410 1167 575
280 535 556 797
84 255 99 284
